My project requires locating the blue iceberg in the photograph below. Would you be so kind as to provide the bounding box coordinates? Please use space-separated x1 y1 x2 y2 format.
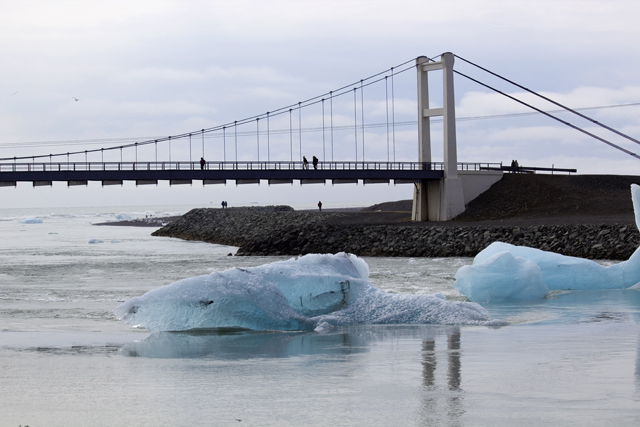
19 216 43 224
114 253 492 332
454 250 549 303
454 184 640 303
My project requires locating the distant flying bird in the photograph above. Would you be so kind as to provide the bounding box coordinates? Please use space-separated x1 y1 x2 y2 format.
12 91 18 95
72 97 80 101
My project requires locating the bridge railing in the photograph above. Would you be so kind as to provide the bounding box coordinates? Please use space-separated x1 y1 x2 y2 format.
457 162 501 171
0 160 501 173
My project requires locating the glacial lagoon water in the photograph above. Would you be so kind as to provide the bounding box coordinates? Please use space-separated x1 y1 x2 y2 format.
1 206 639 426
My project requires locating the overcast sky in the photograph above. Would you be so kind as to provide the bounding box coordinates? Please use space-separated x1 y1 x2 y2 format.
1 0 639 209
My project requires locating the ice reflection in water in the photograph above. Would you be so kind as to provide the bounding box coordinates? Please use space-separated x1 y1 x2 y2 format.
121 329 369 359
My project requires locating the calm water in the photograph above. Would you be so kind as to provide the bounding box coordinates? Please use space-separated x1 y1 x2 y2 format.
1 206 639 426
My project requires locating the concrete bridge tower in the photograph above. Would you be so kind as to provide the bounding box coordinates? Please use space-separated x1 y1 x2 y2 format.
413 52 492 222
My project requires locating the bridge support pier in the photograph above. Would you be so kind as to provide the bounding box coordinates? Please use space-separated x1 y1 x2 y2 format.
413 178 465 222
412 52 466 221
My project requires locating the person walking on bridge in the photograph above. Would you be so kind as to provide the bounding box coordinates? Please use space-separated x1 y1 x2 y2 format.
312 156 318 170
200 157 206 170
303 156 309 170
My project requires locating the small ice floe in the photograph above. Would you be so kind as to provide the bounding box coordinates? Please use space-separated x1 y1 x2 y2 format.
314 321 333 332
110 240 122 243
88 239 104 244
114 213 132 221
48 232 58 235
19 217 43 224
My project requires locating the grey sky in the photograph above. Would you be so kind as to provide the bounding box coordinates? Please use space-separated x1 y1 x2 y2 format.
1 0 639 208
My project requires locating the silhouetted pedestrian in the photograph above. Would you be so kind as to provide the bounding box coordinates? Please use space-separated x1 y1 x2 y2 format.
318 201 322 212
200 157 206 170
303 156 309 170
312 156 318 170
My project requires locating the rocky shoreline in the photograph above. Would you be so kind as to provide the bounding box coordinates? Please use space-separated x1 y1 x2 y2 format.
151 207 640 260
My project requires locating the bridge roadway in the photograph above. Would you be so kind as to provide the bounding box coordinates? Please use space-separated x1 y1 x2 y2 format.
0 160 498 186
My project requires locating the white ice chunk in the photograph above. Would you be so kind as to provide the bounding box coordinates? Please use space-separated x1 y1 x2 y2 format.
114 253 490 332
314 321 333 332
19 217 43 224
115 212 132 221
454 251 549 303
633 183 640 231
313 284 489 327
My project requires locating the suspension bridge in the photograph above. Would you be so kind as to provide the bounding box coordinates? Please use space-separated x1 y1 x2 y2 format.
2 53 638 221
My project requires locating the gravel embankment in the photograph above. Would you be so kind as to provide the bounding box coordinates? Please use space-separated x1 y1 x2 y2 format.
236 222 639 260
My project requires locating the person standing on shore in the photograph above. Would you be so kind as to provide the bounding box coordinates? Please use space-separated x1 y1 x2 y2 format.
318 201 322 212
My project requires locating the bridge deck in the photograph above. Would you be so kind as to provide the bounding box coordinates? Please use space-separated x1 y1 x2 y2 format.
0 161 498 184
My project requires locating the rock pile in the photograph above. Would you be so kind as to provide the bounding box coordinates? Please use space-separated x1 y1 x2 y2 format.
238 223 639 260
153 208 640 260
151 206 345 247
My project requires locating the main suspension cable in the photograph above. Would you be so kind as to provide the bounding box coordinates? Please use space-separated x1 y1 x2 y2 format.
454 69 640 160
454 54 640 147
1 58 416 162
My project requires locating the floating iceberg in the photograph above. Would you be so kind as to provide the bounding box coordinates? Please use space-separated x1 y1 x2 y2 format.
454 184 640 303
454 251 549 303
114 253 491 332
19 217 43 224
